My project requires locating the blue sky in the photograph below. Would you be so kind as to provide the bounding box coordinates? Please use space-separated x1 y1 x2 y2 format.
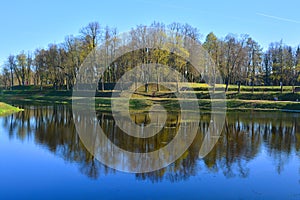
1 0 300 67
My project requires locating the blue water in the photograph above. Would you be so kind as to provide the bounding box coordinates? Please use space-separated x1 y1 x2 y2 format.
0 106 300 199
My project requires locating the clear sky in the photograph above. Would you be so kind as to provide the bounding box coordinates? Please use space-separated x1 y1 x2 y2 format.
1 0 300 68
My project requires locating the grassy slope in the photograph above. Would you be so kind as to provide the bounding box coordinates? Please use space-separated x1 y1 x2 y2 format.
0 102 23 116
1 84 300 112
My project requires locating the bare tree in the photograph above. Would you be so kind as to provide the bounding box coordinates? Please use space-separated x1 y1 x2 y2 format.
16 52 27 86
80 22 103 50
7 55 16 89
246 37 262 93
1 66 11 89
222 34 247 92
26 52 33 85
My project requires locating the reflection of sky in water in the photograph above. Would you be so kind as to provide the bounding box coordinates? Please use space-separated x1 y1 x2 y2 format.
0 108 300 199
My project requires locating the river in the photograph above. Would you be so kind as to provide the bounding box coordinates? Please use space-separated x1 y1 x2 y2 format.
0 104 299 199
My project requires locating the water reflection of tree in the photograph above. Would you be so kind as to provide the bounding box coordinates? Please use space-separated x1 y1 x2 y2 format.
202 112 300 178
2 107 300 182
262 113 298 174
2 105 115 179
203 115 260 178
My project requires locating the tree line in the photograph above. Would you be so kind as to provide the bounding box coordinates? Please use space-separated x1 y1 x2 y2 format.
1 21 300 92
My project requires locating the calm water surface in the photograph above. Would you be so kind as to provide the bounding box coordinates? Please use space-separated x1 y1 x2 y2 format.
0 105 300 199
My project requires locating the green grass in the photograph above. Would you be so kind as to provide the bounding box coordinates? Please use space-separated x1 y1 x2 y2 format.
0 102 23 116
225 99 300 111
93 98 300 112
2 84 300 112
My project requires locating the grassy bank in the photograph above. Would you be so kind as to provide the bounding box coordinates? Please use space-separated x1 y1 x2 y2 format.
1 84 300 112
0 102 23 116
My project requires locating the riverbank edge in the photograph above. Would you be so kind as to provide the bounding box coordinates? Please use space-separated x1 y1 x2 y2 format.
0 102 24 116
1 93 300 113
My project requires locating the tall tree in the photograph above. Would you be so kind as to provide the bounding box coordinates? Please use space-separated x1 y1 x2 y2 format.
26 53 33 85
63 35 84 90
246 37 262 93
294 46 300 90
1 66 11 89
80 22 103 85
203 32 220 92
34 48 48 90
80 22 102 51
16 52 27 86
7 55 16 89
222 34 247 92
263 49 272 86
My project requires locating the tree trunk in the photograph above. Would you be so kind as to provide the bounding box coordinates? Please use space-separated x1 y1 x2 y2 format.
225 83 229 92
177 74 180 93
238 82 241 94
156 72 160 92
225 75 230 92
145 82 148 93
66 77 70 91
101 76 104 91
10 69 14 90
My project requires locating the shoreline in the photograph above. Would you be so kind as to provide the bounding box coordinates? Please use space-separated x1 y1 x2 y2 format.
0 102 24 116
1 92 300 113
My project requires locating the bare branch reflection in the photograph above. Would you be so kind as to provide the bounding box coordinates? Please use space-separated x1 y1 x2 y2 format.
2 105 300 181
